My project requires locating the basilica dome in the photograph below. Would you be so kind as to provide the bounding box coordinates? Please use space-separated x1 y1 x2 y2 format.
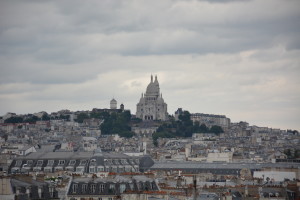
145 75 159 97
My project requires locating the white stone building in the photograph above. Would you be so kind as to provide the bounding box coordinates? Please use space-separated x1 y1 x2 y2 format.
110 98 117 109
136 75 168 121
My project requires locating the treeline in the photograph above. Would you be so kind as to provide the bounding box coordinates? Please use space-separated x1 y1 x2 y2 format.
152 111 224 146
4 114 52 123
99 111 135 138
284 148 300 159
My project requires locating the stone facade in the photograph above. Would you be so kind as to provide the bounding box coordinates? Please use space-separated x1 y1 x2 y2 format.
136 75 168 121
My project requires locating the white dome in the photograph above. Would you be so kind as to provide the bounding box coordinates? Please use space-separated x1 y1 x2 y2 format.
145 76 160 97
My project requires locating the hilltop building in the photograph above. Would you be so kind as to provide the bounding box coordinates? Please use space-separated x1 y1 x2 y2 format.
136 75 168 121
110 98 117 109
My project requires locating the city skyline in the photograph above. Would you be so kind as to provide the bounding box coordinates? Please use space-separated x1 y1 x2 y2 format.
0 0 300 130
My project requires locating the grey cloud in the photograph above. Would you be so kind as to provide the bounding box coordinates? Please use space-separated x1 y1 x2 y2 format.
0 0 300 130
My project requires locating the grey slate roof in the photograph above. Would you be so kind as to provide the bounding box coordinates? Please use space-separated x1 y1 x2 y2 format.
67 176 159 196
150 161 300 175
9 152 155 174
10 178 59 200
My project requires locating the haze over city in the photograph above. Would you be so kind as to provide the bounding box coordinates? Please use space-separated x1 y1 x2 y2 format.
0 0 300 130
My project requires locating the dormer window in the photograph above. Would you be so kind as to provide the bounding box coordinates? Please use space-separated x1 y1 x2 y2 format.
58 160 65 166
109 184 115 192
90 159 96 165
47 160 54 166
69 160 76 165
16 160 22 167
99 184 105 192
82 184 87 193
72 184 78 193
90 184 96 193
36 160 43 166
120 184 126 193
79 160 87 165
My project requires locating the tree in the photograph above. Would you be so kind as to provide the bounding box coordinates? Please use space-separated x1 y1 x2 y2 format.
119 131 135 138
100 111 133 136
199 124 209 132
24 115 39 123
4 116 23 123
209 125 224 135
178 111 191 122
76 113 89 123
42 113 50 121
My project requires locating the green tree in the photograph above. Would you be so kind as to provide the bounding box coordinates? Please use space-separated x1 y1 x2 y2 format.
4 116 23 123
42 113 50 121
76 113 89 123
199 123 209 132
119 131 135 138
100 111 133 138
209 125 224 135
24 116 39 123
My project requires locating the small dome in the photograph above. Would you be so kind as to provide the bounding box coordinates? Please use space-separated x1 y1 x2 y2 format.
110 98 117 109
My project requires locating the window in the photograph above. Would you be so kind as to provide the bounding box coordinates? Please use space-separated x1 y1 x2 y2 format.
89 167 95 173
80 160 87 165
129 183 134 191
16 160 22 167
109 184 115 191
36 160 43 166
151 182 156 190
120 184 126 193
49 186 54 197
76 167 84 172
90 184 96 193
58 160 65 165
82 184 87 193
69 160 76 165
27 160 33 165
90 159 96 166
72 184 78 193
99 184 105 192
97 167 104 172
47 160 54 166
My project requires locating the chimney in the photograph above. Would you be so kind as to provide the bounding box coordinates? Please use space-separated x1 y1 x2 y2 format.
38 187 42 198
26 187 31 197
16 187 20 195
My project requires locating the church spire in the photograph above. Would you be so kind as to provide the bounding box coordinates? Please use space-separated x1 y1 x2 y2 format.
151 74 153 82
154 75 158 83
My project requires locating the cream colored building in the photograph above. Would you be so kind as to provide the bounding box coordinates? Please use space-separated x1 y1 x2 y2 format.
136 75 168 121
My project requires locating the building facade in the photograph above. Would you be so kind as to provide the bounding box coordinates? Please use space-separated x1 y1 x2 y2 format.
190 113 230 131
9 151 154 175
136 75 168 121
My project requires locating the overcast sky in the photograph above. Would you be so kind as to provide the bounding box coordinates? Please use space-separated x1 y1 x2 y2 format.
0 0 299 130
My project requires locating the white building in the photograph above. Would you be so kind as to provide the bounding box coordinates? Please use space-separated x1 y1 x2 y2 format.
110 98 117 109
191 113 230 130
136 75 168 121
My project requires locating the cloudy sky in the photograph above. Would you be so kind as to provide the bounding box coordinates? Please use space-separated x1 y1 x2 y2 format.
0 0 299 130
